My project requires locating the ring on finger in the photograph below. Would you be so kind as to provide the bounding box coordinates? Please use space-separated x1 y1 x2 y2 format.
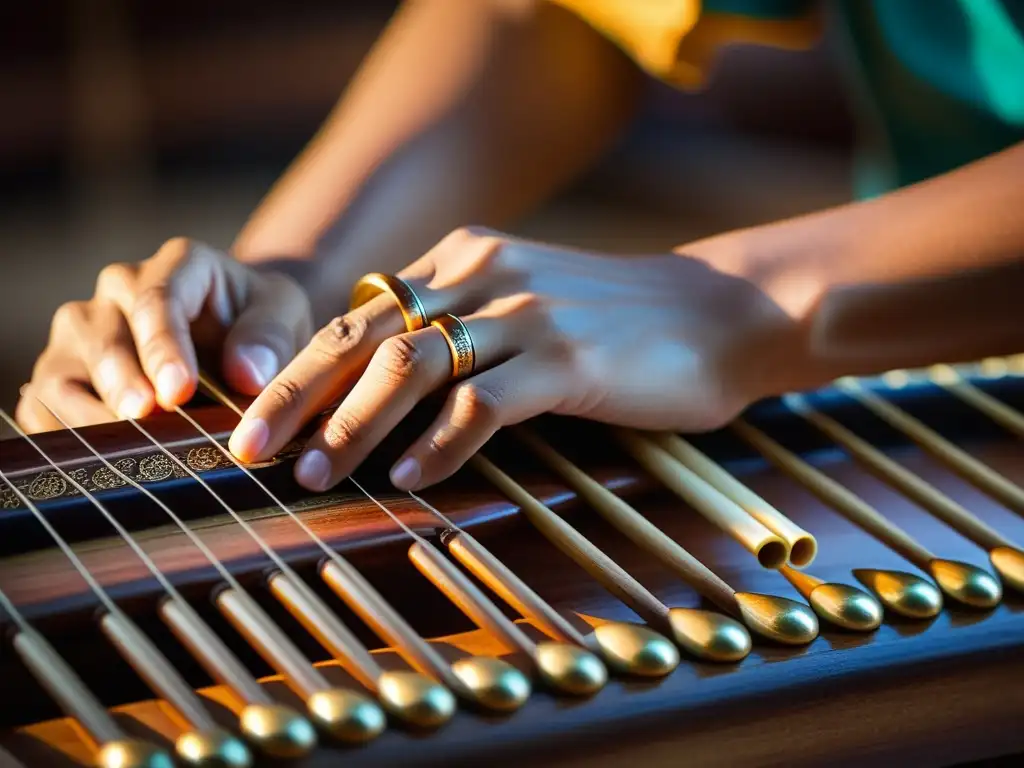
431 314 476 378
350 272 429 332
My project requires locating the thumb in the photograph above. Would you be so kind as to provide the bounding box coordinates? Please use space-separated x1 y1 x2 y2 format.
222 273 312 396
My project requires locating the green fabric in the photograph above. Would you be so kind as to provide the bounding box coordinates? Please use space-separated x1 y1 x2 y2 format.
702 0 816 18
836 0 1024 198
705 0 1024 198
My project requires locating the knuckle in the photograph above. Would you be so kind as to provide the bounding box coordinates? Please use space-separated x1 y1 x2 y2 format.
545 338 577 365
262 376 306 415
469 234 507 273
96 262 135 295
322 410 365 451
129 284 176 330
51 301 88 337
453 381 503 427
373 335 424 385
158 236 193 258
444 226 507 271
312 313 369 365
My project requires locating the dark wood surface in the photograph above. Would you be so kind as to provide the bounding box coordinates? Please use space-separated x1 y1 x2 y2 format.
0 377 1022 766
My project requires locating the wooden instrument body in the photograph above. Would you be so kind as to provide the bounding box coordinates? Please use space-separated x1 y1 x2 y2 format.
0 379 1022 767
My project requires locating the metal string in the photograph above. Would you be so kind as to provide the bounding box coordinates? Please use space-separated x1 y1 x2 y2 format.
176 383 462 659
3 407 204 607
408 491 463 532
116 410 337 600
0 460 119 616
31 402 252 596
168 398 427 594
351 477 429 542
0 585 34 635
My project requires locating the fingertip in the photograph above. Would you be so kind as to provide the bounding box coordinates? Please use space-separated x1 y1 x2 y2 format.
116 390 155 420
390 457 421 491
229 417 270 463
155 362 195 409
224 344 280 395
295 449 332 491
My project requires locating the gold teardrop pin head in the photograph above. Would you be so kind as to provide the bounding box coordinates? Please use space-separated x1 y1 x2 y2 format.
238 704 317 759
805 582 883 632
990 546 1024 594
586 622 680 677
734 592 819 645
667 607 752 662
377 670 456 729
451 656 531 712
306 688 386 743
928 559 1002 609
174 729 252 768
852 569 943 619
95 740 175 768
534 642 608 696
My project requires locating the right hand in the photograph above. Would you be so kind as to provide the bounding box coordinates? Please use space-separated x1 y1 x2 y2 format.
16 238 313 432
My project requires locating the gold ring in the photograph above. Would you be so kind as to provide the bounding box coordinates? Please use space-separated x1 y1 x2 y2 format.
432 314 475 378
350 272 428 332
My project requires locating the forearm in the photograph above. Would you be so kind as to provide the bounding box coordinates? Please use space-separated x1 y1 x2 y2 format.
233 0 641 323
689 142 1024 395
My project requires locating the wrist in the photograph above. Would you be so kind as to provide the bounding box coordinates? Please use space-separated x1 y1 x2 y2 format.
678 223 835 400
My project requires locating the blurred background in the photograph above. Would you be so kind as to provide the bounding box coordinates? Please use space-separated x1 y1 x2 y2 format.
0 0 857 425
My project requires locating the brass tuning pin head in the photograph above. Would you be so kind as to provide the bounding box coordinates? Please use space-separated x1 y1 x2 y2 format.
852 569 943 619
307 688 386 743
928 560 1002 609
534 642 608 696
377 670 457 729
174 729 252 768
587 622 680 677
667 607 752 662
238 704 317 759
990 547 1024 594
805 583 883 632
451 656 532 712
95 740 175 768
734 592 819 645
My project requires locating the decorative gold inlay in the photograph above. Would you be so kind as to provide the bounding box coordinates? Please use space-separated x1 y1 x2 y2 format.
0 440 305 508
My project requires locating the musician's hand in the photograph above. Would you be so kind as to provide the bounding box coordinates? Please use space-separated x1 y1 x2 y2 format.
16 238 313 432
229 227 795 491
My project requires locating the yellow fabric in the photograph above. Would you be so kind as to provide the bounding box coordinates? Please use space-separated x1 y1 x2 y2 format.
548 0 823 88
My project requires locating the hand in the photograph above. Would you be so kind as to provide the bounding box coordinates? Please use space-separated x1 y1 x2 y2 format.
16 238 313 432
229 227 795 492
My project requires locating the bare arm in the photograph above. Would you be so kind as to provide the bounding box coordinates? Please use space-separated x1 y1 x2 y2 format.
683 141 1024 395
232 0 643 323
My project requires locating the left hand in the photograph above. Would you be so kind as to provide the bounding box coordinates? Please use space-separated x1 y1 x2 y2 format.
228 226 794 492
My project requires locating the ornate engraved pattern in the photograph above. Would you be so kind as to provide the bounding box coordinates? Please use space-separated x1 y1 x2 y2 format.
138 454 174 482
187 447 224 471
0 439 305 510
27 472 66 501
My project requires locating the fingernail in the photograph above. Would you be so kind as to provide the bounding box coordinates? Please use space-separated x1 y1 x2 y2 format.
390 457 421 490
229 417 269 462
295 449 332 491
236 345 279 388
156 363 189 405
117 391 150 420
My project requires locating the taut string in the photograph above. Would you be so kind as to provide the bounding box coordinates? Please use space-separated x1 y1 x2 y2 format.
0 415 237 760
177 384 465 692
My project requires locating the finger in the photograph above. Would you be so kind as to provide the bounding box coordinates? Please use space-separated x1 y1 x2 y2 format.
390 348 573 491
67 300 156 419
102 240 241 409
291 314 518 491
229 276 463 464
221 273 313 396
15 384 62 433
18 375 119 433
